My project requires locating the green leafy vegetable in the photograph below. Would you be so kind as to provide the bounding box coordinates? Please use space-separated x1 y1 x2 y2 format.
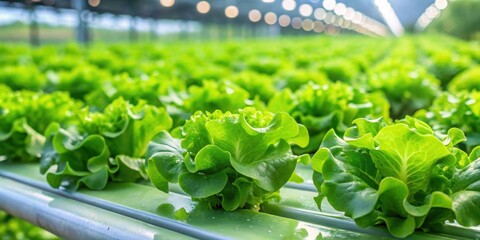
146 107 308 211
47 65 110 100
41 98 172 190
425 49 471 87
312 117 480 238
415 91 480 152
317 58 360 83
448 67 480 93
0 65 45 91
268 82 389 153
230 71 276 102
274 69 329 92
367 60 440 119
183 80 263 114
0 91 81 162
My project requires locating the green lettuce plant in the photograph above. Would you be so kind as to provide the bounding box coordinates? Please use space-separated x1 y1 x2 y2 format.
183 80 263 114
47 65 110 100
312 116 480 238
246 57 286 75
448 67 480 93
367 60 441 119
40 98 172 190
425 50 471 87
0 65 46 91
273 69 329 92
317 58 360 83
146 107 309 211
0 91 81 162
229 71 276 102
84 74 183 110
32 45 82 72
415 91 480 152
268 82 390 153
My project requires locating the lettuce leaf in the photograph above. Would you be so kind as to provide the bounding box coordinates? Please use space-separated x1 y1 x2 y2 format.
450 150 480 226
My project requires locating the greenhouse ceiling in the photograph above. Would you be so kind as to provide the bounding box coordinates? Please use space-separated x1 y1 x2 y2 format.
0 0 448 36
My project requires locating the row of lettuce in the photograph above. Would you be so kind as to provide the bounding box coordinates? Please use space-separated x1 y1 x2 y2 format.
1 85 480 238
2 76 479 160
1 37 479 118
0 36 480 238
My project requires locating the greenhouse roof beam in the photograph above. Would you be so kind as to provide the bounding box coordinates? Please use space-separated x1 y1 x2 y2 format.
0 0 435 29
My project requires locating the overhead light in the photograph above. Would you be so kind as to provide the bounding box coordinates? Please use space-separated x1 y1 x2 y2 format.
374 0 388 9
196 1 210 14
325 12 335 24
333 3 346 16
263 0 275 2
314 8 326 20
160 0 175 7
88 0 100 7
435 0 448 10
302 19 314 31
343 20 352 28
352 11 364 24
343 7 355 20
325 25 339 35
374 0 404 36
322 0 336 11
335 17 344 26
416 0 449 31
299 4 313 17
426 6 440 19
248 9 262 22
225 5 239 18
314 21 324 32
282 0 296 11
278 15 291 27
264 12 278 25
291 17 302 29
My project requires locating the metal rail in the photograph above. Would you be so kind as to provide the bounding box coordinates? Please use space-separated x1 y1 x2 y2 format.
0 164 392 240
1 164 479 240
0 169 229 240
0 177 192 240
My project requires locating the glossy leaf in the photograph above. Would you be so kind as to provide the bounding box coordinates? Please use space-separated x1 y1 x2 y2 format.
147 131 186 184
179 170 229 198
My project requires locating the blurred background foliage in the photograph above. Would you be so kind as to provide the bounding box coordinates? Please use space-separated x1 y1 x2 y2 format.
427 0 480 40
